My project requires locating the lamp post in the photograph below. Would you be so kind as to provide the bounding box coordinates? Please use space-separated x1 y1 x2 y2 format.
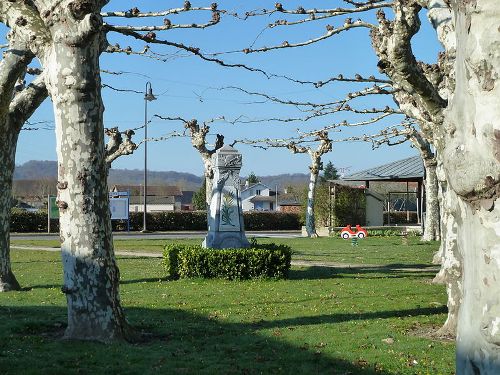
142 82 156 232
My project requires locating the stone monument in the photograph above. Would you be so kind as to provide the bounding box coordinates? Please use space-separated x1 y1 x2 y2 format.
203 145 250 249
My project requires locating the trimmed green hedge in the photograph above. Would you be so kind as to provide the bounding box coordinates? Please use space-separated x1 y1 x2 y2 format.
10 210 301 232
383 212 418 225
331 228 420 237
10 209 59 233
163 243 292 280
243 212 302 230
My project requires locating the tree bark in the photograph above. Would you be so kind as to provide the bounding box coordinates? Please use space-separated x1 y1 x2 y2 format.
445 1 500 372
432 177 461 338
305 158 320 238
422 160 440 241
0 38 47 291
39 3 132 342
0 130 21 292
410 130 440 241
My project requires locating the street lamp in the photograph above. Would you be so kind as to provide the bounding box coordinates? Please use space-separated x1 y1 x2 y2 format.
142 81 156 232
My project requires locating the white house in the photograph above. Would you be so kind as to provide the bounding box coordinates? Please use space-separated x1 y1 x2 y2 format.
240 182 278 212
111 185 183 213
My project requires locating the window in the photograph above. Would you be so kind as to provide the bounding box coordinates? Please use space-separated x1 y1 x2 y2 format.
256 189 261 195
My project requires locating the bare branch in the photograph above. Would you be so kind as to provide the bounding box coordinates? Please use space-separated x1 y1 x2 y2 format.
241 21 373 54
105 127 137 167
101 5 219 18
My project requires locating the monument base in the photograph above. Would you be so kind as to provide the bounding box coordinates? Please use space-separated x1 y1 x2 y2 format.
202 231 250 249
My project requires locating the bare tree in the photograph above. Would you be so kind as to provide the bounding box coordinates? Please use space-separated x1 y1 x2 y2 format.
0 0 228 342
235 130 332 237
236 0 498 370
0 40 47 291
195 4 499 365
154 115 224 206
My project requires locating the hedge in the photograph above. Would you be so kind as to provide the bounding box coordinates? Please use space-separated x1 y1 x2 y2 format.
163 243 292 280
10 210 301 232
242 211 302 230
383 212 418 225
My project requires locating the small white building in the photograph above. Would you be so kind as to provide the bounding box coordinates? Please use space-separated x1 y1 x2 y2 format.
111 184 183 213
240 182 278 212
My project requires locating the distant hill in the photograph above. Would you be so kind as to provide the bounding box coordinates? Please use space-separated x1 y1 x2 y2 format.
14 160 203 190
13 160 310 191
258 174 309 189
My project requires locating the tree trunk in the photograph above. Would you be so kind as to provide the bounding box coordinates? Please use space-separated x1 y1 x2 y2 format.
0 128 21 292
203 157 214 207
443 1 500 372
422 159 441 241
305 158 320 238
42 7 132 342
432 182 461 338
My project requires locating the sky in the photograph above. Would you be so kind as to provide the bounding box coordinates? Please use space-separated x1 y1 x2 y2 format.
3 1 442 179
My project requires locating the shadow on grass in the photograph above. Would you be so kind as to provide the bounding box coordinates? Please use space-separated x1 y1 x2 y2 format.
241 306 447 331
120 277 170 285
290 262 439 281
0 305 391 375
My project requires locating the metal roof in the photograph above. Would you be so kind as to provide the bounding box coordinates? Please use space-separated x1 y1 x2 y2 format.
342 155 424 182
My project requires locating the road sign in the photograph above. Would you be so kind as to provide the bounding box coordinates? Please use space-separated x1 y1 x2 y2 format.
48 196 59 219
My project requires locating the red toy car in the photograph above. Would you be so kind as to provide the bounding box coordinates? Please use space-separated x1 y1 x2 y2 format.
340 224 368 239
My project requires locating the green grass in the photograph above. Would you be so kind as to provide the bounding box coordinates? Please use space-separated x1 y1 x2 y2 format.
12 236 440 265
1 238 454 374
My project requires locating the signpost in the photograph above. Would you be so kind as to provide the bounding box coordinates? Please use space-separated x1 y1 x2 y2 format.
48 192 130 233
109 191 130 231
47 195 59 234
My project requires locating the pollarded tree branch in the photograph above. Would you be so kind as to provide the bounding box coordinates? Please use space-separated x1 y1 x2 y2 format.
370 3 447 122
104 127 137 168
244 1 390 19
9 73 48 132
215 84 395 109
241 21 374 54
104 10 221 32
101 3 220 18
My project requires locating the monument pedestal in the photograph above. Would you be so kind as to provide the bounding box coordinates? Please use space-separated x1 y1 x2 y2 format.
203 145 249 249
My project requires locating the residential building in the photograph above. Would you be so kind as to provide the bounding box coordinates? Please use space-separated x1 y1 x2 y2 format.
240 182 277 211
110 184 184 212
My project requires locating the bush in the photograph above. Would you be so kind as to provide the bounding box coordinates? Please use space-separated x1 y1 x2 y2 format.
383 212 418 225
330 228 420 237
10 209 59 233
163 243 292 280
112 211 207 231
10 210 301 232
243 212 302 230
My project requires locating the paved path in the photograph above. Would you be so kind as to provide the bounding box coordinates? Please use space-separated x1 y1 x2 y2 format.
11 231 301 241
11 245 439 272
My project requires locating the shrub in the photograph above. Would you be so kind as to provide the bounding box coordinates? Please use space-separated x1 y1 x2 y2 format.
163 243 292 280
330 228 420 237
243 212 302 230
10 209 59 233
383 211 418 225
10 210 301 232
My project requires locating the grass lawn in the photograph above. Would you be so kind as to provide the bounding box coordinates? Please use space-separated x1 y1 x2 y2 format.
11 235 439 265
2 237 454 374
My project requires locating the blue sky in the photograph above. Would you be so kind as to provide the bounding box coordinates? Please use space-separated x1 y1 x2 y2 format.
3 1 441 178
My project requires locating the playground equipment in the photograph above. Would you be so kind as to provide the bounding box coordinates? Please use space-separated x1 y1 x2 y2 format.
340 224 368 239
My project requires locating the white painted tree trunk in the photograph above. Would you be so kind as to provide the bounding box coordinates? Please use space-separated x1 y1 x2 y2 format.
202 155 214 207
432 181 461 338
41 5 131 342
0 129 21 291
422 159 440 241
443 1 500 372
305 158 320 238
0 43 46 292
